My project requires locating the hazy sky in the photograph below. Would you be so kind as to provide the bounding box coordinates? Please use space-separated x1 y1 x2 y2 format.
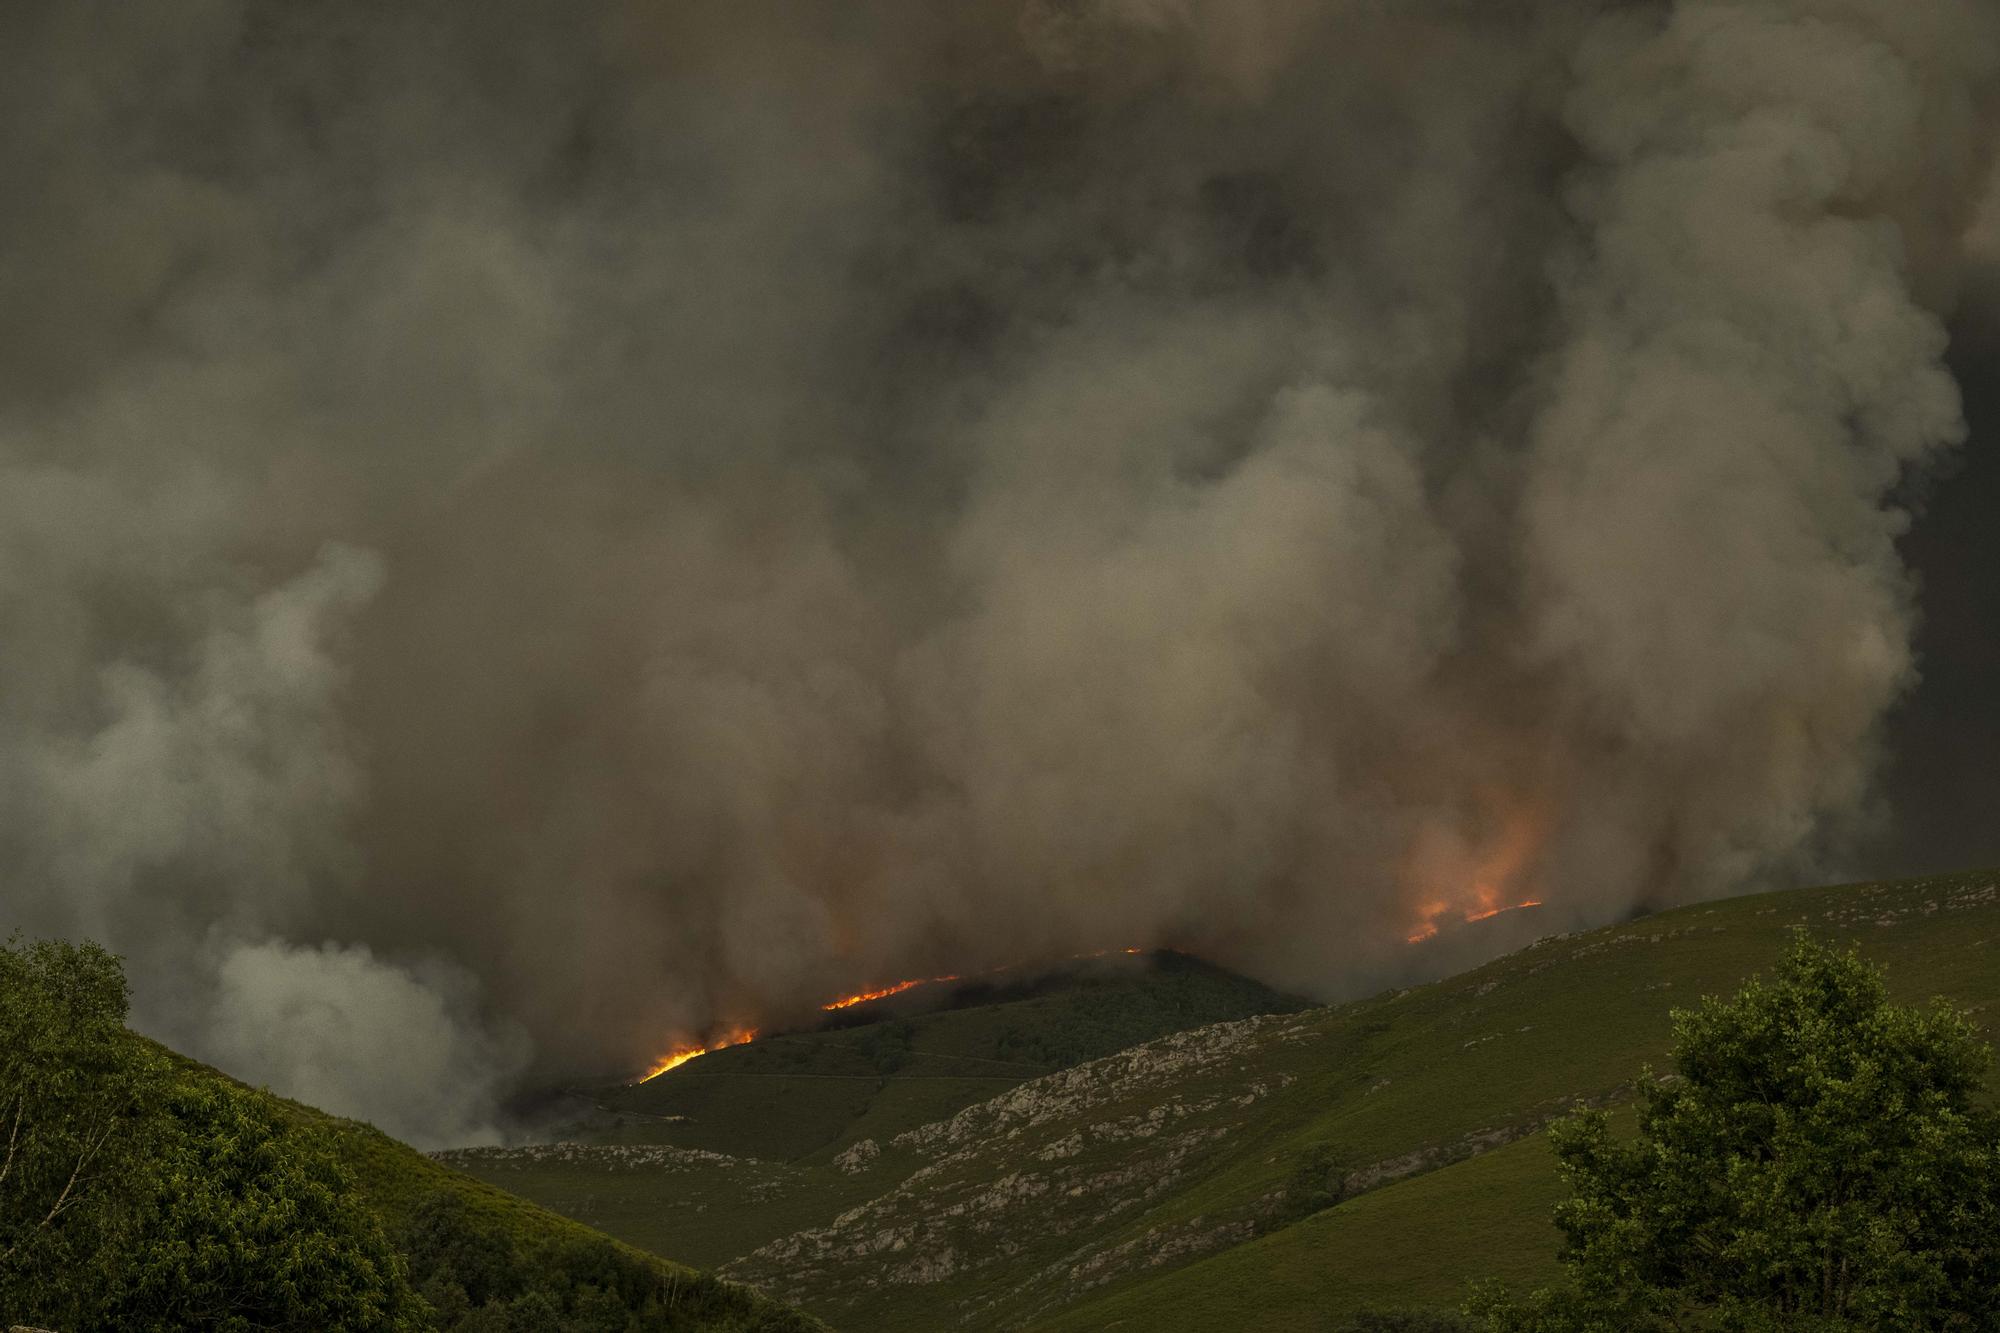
2 0 1996 1145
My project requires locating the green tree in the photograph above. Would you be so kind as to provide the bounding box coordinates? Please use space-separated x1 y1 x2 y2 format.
1474 936 2000 1331
0 936 165 1324
101 1073 425 1331
0 934 425 1330
399 1189 518 1310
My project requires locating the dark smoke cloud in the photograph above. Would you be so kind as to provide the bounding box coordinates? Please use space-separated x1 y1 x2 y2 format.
1 0 1994 1145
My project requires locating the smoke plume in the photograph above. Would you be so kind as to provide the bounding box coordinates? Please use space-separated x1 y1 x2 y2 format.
1 0 1994 1144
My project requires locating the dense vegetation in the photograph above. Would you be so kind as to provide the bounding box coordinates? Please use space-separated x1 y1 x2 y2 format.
0 935 820 1333
1474 938 2000 1331
0 936 422 1330
388 1186 815 1332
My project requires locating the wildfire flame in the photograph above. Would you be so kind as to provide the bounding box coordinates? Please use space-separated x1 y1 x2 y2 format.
636 948 1153 1081
821 947 1146 1012
638 1026 758 1082
1464 898 1544 925
1403 797 1549 944
822 975 960 1011
1405 893 1544 944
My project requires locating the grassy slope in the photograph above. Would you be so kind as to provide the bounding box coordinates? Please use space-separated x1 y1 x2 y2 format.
440 953 1306 1269
1033 869 2000 1331
170 1050 824 1332
443 868 2000 1330
606 952 1308 1161
1037 1129 1568 1332
434 1142 884 1275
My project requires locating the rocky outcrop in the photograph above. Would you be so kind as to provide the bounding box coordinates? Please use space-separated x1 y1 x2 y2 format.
723 1011 1315 1325
438 1142 749 1172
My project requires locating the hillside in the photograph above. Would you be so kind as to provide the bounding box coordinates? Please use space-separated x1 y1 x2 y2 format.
1039 1126 1570 1331
1024 869 2000 1330
178 1052 825 1332
445 869 2000 1329
441 951 1308 1268
606 950 1307 1159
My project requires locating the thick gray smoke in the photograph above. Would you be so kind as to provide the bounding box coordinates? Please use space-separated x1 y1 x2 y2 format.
1 0 1994 1145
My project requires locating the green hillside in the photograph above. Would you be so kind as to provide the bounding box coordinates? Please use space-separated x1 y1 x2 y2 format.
441 952 1307 1268
2 930 821 1333
444 869 2000 1330
605 950 1310 1160
1033 869 2000 1332
1039 1128 1569 1331
178 1053 826 1333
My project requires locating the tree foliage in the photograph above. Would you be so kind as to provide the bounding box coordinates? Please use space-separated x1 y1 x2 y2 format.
0 934 421 1330
395 1188 816 1332
1473 936 2000 1331
1 933 822 1331
101 1074 424 1330
0 935 164 1322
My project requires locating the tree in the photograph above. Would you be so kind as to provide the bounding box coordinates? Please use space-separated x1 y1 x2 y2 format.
0 936 165 1324
1474 936 2000 1331
100 1073 425 1331
0 934 423 1331
399 1188 518 1312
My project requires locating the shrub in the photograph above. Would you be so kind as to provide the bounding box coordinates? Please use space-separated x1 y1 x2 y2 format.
1472 937 2000 1331
0 935 422 1331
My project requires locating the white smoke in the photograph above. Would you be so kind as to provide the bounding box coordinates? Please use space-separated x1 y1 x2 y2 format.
0 0 1993 1143
206 940 522 1149
6 537 525 1142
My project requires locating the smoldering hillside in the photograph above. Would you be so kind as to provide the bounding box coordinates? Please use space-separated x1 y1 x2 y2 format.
1 0 1994 1146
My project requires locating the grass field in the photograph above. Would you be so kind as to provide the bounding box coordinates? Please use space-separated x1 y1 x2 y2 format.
1037 1129 1568 1331
446 868 2000 1330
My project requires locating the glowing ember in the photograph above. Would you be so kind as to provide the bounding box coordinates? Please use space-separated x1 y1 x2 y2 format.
638 1026 758 1082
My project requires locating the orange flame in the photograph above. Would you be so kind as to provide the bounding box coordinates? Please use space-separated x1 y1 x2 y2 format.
1407 895 1544 944
1404 796 1550 944
1465 898 1544 925
638 1026 758 1082
821 974 961 1011
637 947 1154 1081
820 947 1149 1012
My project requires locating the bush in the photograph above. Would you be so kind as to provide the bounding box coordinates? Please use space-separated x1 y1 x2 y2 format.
3 935 824 1333
102 1074 424 1331
1472 936 2000 1331
0 935 422 1331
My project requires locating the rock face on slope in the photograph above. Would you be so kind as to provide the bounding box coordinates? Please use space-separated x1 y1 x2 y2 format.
722 1012 1322 1326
